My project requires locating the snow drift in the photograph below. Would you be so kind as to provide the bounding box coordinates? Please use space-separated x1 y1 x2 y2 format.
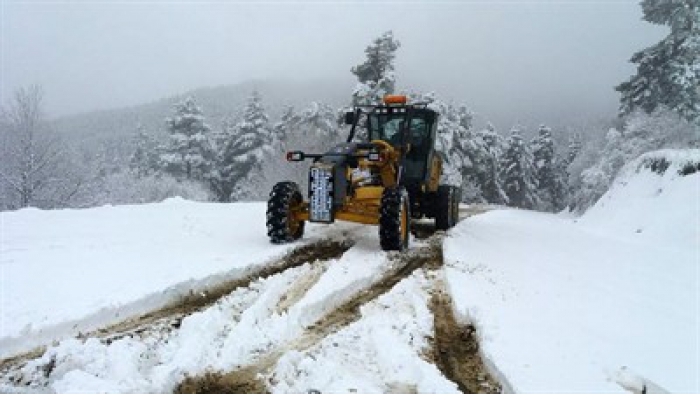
580 148 700 247
0 199 327 359
443 148 699 393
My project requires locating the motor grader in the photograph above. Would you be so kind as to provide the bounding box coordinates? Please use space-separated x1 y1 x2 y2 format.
266 95 460 251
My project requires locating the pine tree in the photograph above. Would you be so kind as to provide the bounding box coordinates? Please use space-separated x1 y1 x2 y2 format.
129 124 160 177
531 125 558 210
351 31 401 106
552 154 571 211
422 93 464 187
531 125 571 211
272 106 300 148
573 107 697 210
451 106 478 202
211 115 238 153
211 91 272 201
477 124 508 204
255 102 343 201
297 102 340 146
500 127 539 209
616 0 699 124
160 97 214 181
566 133 583 167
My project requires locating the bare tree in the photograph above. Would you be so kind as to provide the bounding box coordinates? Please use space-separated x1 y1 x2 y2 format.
0 86 66 209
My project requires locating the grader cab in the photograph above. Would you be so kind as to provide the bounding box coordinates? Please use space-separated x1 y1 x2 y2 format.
266 95 460 251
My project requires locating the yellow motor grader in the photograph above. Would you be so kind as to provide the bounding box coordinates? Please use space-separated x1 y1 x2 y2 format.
266 95 460 251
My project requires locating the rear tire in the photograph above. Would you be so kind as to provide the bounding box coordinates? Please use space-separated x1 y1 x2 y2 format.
379 186 411 251
267 182 305 244
435 185 457 231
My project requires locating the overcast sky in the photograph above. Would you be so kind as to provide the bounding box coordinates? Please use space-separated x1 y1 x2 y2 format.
2 0 665 127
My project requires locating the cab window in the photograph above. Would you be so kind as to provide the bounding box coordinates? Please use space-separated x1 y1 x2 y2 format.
368 114 429 146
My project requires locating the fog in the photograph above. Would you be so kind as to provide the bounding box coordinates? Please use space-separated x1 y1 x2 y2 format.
3 0 665 128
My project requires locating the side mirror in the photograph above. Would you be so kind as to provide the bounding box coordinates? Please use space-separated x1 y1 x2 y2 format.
286 151 305 162
344 111 355 125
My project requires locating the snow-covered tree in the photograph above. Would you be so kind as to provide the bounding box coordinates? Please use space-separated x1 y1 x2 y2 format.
616 0 700 124
129 124 160 177
211 91 272 201
257 102 342 196
160 97 214 181
351 31 401 106
450 106 480 201
295 102 341 148
0 86 85 209
417 92 496 202
532 125 557 210
476 124 509 205
531 125 570 211
572 106 698 209
552 154 572 211
421 93 468 187
272 106 300 148
573 128 623 211
565 133 583 167
500 127 540 209
211 115 238 154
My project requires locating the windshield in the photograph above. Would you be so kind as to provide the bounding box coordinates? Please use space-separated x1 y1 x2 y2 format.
368 114 428 145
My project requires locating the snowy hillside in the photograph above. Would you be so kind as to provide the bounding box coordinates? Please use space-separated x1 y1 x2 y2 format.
444 149 699 393
50 79 350 143
580 148 700 247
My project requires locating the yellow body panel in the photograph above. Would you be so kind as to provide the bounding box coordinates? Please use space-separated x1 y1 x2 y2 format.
335 211 379 225
292 196 381 225
354 186 383 200
427 156 442 192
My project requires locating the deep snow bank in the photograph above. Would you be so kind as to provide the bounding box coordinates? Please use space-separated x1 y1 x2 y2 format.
0 199 327 358
444 210 697 393
579 148 700 247
443 149 699 393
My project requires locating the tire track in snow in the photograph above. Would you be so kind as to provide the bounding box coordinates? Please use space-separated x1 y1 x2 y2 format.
176 207 497 393
0 239 353 379
425 204 502 393
274 262 329 315
429 280 502 394
176 238 445 393
96 239 353 342
177 229 502 394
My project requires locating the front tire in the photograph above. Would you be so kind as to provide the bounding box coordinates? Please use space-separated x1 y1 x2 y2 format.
380 186 411 251
267 182 305 244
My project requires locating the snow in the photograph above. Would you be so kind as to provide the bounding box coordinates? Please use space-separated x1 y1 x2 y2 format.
579 148 700 248
0 199 327 358
4 258 318 392
3 148 698 393
2 227 449 393
443 149 699 393
270 269 457 394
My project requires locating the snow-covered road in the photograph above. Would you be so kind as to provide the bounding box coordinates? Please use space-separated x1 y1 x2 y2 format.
2 208 499 393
